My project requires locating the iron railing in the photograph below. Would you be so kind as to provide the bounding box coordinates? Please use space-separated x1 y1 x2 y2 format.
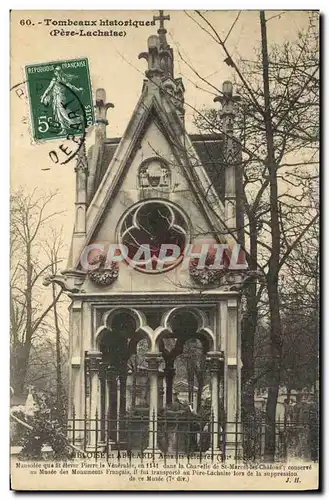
66 408 319 463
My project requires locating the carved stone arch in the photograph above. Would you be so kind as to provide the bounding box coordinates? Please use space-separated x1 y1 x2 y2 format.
153 306 215 352
95 307 153 350
160 306 209 331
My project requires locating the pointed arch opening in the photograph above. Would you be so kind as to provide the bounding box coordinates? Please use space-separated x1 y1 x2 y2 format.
153 307 215 412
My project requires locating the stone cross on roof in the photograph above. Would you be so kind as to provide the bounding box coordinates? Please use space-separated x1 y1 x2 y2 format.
153 10 170 33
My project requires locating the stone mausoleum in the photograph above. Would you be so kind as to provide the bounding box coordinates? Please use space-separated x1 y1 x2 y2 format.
48 11 253 455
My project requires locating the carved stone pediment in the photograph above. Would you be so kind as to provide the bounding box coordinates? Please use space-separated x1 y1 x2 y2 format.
43 270 86 293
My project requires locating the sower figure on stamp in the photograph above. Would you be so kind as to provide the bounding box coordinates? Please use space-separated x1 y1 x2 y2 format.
40 66 83 134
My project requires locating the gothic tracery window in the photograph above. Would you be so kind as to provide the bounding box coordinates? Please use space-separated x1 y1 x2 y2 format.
118 200 188 273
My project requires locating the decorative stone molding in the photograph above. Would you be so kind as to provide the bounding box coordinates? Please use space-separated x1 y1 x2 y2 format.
138 159 171 190
85 351 102 373
119 200 188 274
88 254 119 286
75 142 89 173
95 88 114 127
145 353 163 372
206 351 224 373
226 357 239 367
189 261 227 287
220 269 262 292
189 265 262 292
43 269 86 293
163 366 176 377
139 35 164 79
214 81 241 162
98 361 109 380
162 76 185 117
71 357 81 368
105 365 117 380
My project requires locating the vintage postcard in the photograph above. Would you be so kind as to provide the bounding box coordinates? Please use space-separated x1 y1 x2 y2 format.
10 10 320 491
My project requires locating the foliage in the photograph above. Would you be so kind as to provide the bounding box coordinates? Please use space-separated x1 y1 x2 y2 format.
191 11 319 403
18 393 70 460
10 189 67 398
186 11 319 459
10 410 28 446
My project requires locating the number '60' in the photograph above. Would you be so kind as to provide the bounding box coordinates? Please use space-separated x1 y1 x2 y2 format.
20 19 32 26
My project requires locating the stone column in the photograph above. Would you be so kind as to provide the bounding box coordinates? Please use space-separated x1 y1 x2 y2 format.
99 361 108 444
85 350 102 449
206 351 224 452
69 301 83 417
214 81 241 241
144 353 162 453
158 372 165 410
106 366 117 447
119 371 127 416
225 298 242 458
68 300 85 444
87 89 114 203
72 146 88 263
164 366 175 405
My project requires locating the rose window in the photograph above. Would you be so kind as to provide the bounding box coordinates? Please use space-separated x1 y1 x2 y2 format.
118 201 189 273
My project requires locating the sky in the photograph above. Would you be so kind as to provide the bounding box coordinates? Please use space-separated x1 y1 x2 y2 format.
10 9 312 252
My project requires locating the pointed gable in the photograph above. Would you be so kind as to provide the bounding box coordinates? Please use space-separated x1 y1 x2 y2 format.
68 17 234 273
79 89 226 267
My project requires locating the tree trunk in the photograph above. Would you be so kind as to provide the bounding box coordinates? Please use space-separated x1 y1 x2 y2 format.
260 10 283 461
240 210 260 459
14 243 34 397
265 277 282 459
241 214 258 419
11 344 31 397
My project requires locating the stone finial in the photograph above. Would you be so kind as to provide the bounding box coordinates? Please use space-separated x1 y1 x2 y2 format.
222 80 233 97
153 11 173 74
95 88 114 126
214 81 241 153
153 10 170 42
214 81 241 119
139 35 164 79
139 11 174 81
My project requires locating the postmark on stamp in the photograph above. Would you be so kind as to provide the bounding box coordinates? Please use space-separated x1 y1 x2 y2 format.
25 58 94 142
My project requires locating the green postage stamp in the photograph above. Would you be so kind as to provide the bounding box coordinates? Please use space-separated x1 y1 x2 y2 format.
25 58 94 141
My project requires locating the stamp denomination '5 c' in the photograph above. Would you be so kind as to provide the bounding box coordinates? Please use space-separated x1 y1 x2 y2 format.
25 58 94 141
